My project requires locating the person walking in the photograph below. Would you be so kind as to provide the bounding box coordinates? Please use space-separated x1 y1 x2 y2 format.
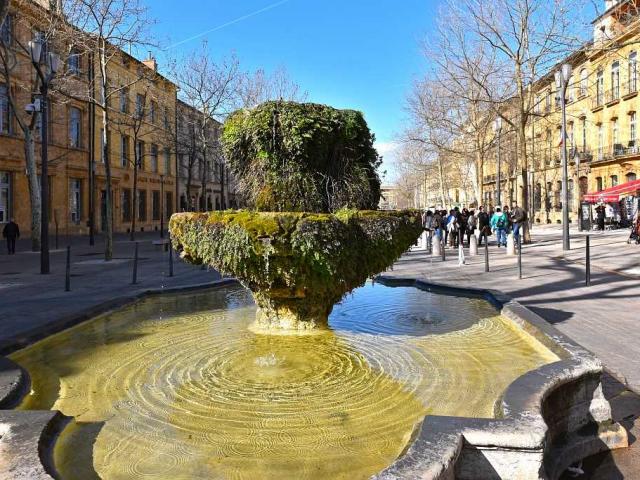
596 204 606 231
2 218 20 255
466 209 477 247
511 203 527 246
490 208 508 247
422 210 435 252
477 206 490 246
433 210 443 241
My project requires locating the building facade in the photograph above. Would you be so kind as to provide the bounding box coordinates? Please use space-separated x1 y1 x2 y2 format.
481 0 640 225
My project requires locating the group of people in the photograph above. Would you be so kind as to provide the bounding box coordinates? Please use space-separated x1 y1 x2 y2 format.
421 204 528 250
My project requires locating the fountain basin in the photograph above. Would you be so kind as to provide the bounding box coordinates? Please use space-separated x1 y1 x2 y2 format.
0 279 627 479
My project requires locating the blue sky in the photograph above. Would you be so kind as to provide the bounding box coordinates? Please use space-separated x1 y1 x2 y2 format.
149 0 441 181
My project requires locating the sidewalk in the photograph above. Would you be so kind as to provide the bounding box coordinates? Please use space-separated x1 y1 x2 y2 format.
0 232 221 353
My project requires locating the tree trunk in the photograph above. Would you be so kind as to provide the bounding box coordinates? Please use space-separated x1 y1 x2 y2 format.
437 155 447 208
101 99 113 260
186 158 193 212
24 128 41 251
220 163 226 210
131 158 138 241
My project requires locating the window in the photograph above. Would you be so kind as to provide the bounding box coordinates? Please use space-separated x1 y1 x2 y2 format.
581 118 587 152
69 107 82 148
611 175 619 187
612 61 620 99
627 172 637 182
70 179 82 224
0 172 10 223
596 177 603 191
0 15 12 45
163 106 170 130
135 93 144 118
545 182 553 210
580 68 588 97
0 84 10 134
135 140 144 169
545 89 552 112
137 190 147 221
164 148 171 175
150 144 158 172
629 52 638 93
67 49 81 75
568 122 575 149
152 190 160 220
120 87 129 113
555 181 562 209
630 112 637 147
150 101 157 123
612 118 619 149
534 184 542 211
122 188 131 222
568 179 574 210
596 70 604 105
120 135 129 167
598 124 604 159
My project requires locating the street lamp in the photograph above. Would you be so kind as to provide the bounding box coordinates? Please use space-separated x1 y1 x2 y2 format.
493 117 503 208
555 63 572 251
29 38 60 274
160 174 165 238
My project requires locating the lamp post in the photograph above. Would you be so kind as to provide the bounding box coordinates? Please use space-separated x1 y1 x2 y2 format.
494 117 503 208
160 174 165 238
29 38 60 274
555 63 572 251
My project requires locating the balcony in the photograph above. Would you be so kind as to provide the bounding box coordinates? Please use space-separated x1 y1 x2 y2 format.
623 79 638 99
605 86 621 106
591 93 605 111
593 142 640 163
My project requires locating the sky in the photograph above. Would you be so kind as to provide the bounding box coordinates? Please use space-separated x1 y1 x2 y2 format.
148 0 442 183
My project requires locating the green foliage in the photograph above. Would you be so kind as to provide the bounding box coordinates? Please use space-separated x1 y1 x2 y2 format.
170 210 422 322
222 101 382 213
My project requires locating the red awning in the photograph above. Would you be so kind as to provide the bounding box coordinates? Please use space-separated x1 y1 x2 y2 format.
584 179 640 203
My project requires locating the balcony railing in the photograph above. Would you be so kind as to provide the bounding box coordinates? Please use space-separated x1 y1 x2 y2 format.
623 78 638 97
593 142 640 162
592 92 605 109
605 86 621 104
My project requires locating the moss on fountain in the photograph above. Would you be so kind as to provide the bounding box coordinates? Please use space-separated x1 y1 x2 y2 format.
169 209 422 330
170 101 422 331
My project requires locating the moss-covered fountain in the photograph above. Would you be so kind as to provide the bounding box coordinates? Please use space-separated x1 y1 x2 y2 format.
170 101 423 332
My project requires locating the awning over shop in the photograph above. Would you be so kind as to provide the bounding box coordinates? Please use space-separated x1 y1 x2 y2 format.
583 179 640 203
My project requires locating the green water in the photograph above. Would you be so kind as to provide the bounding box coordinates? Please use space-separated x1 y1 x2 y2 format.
11 283 558 479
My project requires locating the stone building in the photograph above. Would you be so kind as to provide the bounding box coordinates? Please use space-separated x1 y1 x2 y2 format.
482 0 640 224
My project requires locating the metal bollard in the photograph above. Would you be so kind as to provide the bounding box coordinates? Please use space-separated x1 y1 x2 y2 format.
65 246 71 292
132 242 139 285
169 244 174 277
586 235 591 286
441 235 446 261
517 234 522 279
484 237 489 273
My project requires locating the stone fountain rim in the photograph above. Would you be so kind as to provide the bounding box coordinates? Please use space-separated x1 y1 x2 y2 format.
0 277 622 479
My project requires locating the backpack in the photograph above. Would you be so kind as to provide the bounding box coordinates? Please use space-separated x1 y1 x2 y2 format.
496 215 506 229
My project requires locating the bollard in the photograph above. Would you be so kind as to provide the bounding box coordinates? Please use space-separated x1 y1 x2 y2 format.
470 235 478 256
169 244 174 277
517 234 522 279
421 231 428 251
65 246 71 292
132 242 139 285
432 234 441 257
586 235 591 286
506 233 516 256
441 235 446 261
484 239 490 273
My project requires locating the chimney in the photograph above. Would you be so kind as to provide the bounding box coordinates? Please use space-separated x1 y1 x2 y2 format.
143 51 157 72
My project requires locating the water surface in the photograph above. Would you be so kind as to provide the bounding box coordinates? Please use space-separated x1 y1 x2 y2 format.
11 283 558 479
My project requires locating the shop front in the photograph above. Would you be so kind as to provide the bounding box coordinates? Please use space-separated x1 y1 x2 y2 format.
583 179 640 230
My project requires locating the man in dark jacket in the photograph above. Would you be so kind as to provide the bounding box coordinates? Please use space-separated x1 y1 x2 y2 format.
511 203 527 245
2 218 19 255
477 206 490 246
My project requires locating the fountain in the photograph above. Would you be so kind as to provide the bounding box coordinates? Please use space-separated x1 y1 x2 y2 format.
0 101 628 480
170 101 423 332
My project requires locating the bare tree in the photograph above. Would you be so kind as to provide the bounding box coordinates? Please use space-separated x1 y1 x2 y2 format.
170 41 241 211
239 65 308 108
63 0 154 260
